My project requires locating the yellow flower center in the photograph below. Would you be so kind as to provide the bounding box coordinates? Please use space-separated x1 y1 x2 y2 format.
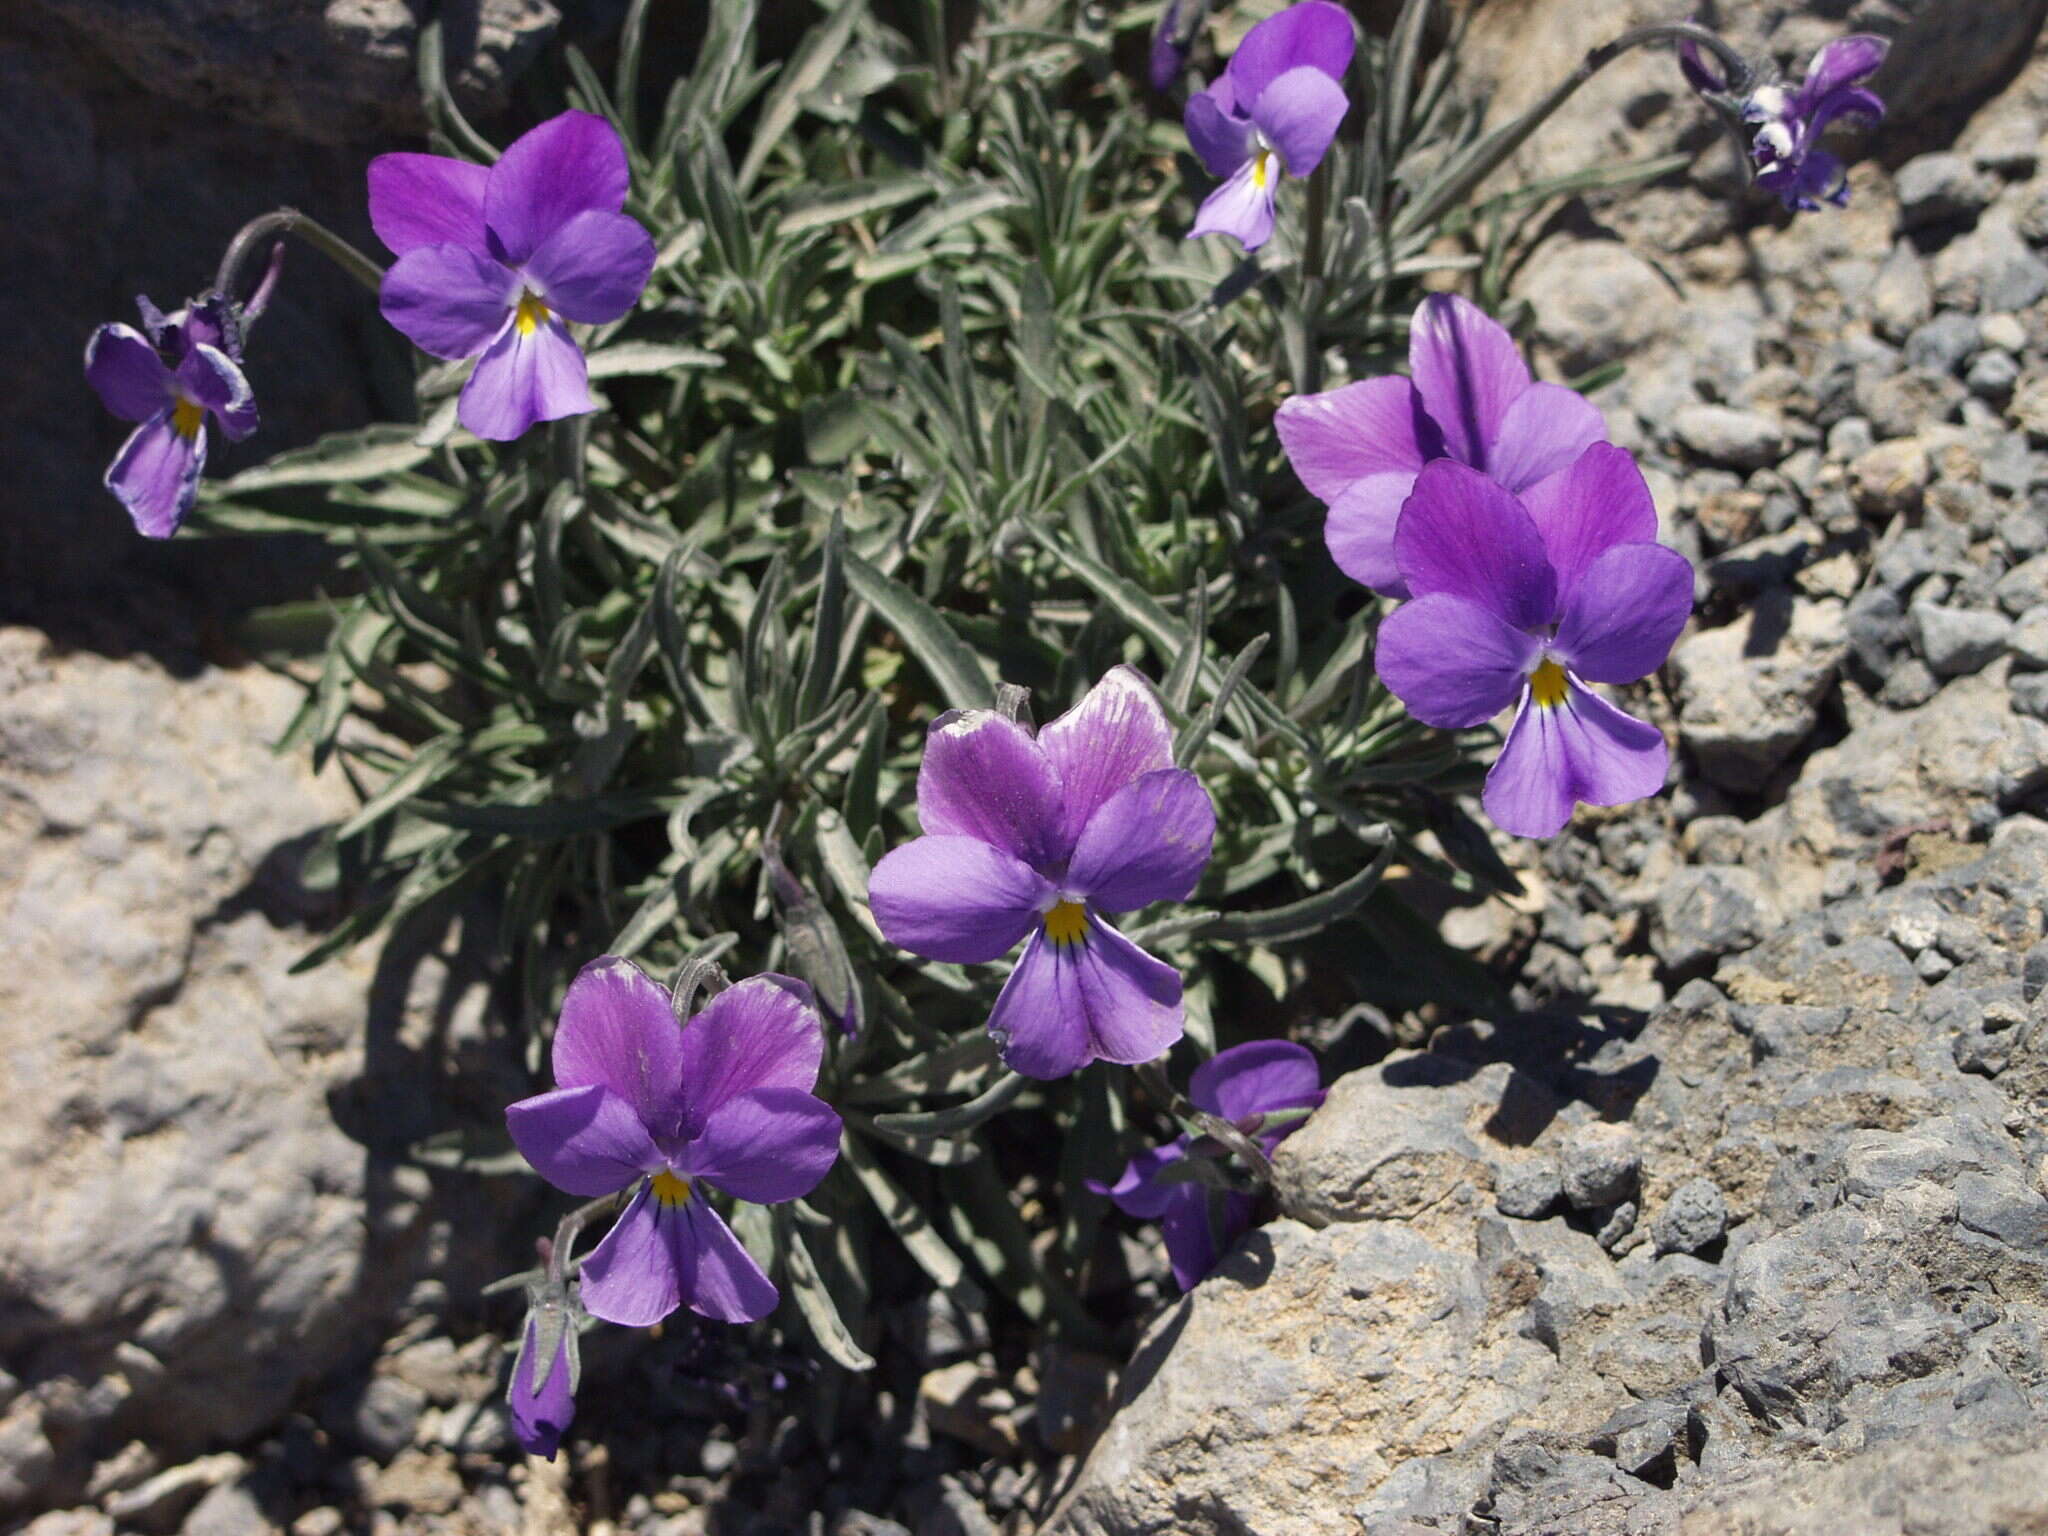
1043 899 1088 947
650 1169 693 1207
171 397 205 440
1529 658 1569 709
1251 149 1272 189
514 290 552 336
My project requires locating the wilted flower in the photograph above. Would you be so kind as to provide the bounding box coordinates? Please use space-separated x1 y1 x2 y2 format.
1681 34 1888 211
1276 293 1606 597
508 1312 576 1460
1184 0 1354 250
1374 446 1692 838
1094 1041 1324 1289
868 667 1216 1081
369 110 656 440
84 294 257 538
505 958 841 1327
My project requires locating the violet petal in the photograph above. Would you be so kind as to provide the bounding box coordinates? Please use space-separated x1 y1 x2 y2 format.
1274 375 1437 502
1519 441 1658 609
507 1082 663 1197
675 1198 779 1324
1069 917 1184 1067
1375 591 1540 729
1036 665 1175 854
551 957 687 1135
1392 459 1557 630
984 930 1092 1081
367 151 492 258
1187 156 1277 250
1249 65 1349 179
1482 681 1667 838
1188 1039 1323 1121
1324 469 1420 597
915 709 1066 869
1185 90 1254 178
106 411 203 539
1484 381 1606 498
576 1184 679 1327
484 110 632 267
1091 1139 1190 1220
868 834 1052 964
381 245 519 361
1407 293 1531 472
523 208 656 325
458 314 595 441
176 344 258 442
1552 542 1693 685
673 974 825 1140
679 1087 841 1205
1225 0 1355 101
1065 767 1215 914
508 1319 575 1460
85 324 172 422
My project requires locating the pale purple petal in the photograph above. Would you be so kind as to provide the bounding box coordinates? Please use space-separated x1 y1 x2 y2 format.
1393 460 1556 629
176 344 258 442
1071 917 1184 1066
1552 541 1692 685
1275 376 1439 502
485 110 632 267
1482 682 1668 838
1185 91 1253 178
508 1318 574 1460
1408 293 1531 472
674 974 825 1137
85 324 172 422
524 209 655 325
1806 85 1885 137
1250 66 1349 179
1066 768 1215 913
1090 1140 1189 1220
1225 0 1355 100
367 152 492 257
1189 1039 1322 1122
1037 666 1175 853
1161 1189 1252 1291
986 931 1091 1081
459 316 595 441
1800 34 1888 103
1485 382 1606 496
1677 38 1728 95
576 1184 679 1327
869 835 1052 963
106 412 203 539
1518 442 1659 609
679 1087 841 1205
506 1083 663 1197
1188 157 1277 250
552 957 686 1134
1324 470 1419 597
674 1199 779 1324
915 710 1066 869
381 245 519 361
1375 592 1540 728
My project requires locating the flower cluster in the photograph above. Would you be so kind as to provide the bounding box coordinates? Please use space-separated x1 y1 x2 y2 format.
1680 34 1890 212
869 667 1216 1079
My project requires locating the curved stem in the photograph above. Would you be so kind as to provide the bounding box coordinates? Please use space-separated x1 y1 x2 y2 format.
214 209 387 304
1135 1059 1276 1189
1392 21 1753 240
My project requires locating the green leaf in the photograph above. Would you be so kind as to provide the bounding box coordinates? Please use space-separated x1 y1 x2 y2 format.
840 1132 968 1291
738 0 870 191
585 342 722 378
774 1202 876 1370
778 176 931 235
841 550 991 710
215 425 433 492
871 1069 1027 1137
1206 830 1396 944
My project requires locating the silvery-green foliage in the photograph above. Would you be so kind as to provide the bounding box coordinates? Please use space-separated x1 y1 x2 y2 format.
198 0 1670 1360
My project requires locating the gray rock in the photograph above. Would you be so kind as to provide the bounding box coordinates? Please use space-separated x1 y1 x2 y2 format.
1911 601 2013 677
1495 1159 1564 1220
1517 239 1675 374
179 1483 268 1536
1594 1200 1638 1252
1560 1124 1639 1210
1933 212 2048 313
1968 347 2021 403
1671 596 1848 792
1845 587 1909 673
1994 552 2048 615
1650 1178 1727 1254
2012 672 2048 721
1881 656 1941 708
1685 1432 2048 1535
1903 312 1980 376
1653 865 1775 971
1850 437 1933 518
1894 152 1996 229
1673 404 1787 471
341 1377 429 1461
1859 367 1967 439
1869 243 1933 343
1967 110 2040 178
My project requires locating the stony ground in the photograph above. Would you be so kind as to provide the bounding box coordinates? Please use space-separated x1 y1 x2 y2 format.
8 3 2048 1535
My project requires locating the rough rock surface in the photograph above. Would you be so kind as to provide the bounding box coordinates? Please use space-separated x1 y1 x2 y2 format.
0 630 507 1510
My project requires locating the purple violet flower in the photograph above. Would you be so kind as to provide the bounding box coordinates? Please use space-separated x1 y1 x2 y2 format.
369 110 656 441
508 1315 576 1461
505 958 842 1328
867 667 1216 1081
1680 34 1888 212
1275 292 1607 598
1184 1 1355 251
84 294 258 538
1093 1040 1324 1290
1375 446 1693 839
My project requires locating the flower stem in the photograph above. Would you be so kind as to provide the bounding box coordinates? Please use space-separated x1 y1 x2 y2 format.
1392 21 1752 239
1135 1059 1276 1188
551 1189 628 1283
213 209 387 306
